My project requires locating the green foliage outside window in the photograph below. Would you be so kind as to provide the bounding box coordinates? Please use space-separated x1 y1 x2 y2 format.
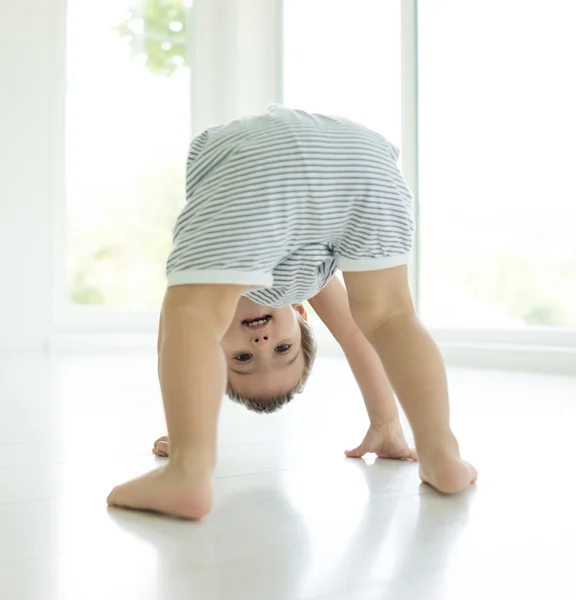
116 0 188 76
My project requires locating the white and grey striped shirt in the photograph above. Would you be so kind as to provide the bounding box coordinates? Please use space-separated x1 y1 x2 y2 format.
167 105 413 307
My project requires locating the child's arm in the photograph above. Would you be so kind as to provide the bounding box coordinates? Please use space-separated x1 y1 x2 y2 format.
309 277 415 459
108 283 246 519
309 276 399 424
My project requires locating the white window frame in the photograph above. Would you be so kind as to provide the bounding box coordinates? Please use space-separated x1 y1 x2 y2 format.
402 0 576 373
52 0 576 375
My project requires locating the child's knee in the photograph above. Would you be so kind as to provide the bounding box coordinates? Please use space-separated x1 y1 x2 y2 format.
348 300 386 337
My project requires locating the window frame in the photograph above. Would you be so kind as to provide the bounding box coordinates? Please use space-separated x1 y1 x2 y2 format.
53 0 576 374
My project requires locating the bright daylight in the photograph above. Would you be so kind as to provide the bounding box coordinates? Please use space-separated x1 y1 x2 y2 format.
1 1 575 599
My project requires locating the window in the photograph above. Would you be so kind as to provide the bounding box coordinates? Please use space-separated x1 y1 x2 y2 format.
284 0 403 326
418 0 576 328
283 0 402 147
66 0 190 309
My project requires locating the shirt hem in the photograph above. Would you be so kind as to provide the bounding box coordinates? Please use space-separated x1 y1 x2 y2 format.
167 269 273 288
336 253 411 272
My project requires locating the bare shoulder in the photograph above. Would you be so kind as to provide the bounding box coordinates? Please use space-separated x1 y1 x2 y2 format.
308 276 358 342
308 275 345 307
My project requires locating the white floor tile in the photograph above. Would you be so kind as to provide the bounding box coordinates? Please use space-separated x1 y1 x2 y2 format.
1 353 576 599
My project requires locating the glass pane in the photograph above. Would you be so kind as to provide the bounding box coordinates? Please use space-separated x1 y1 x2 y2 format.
284 0 402 146
419 0 576 327
66 0 190 308
284 0 402 325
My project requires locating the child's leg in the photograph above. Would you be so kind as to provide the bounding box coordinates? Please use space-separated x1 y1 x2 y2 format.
343 266 477 493
107 284 246 519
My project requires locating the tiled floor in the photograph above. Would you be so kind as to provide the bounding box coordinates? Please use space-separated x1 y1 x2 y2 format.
1 352 576 600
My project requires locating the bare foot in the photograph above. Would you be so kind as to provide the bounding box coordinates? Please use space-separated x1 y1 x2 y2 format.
418 439 477 494
152 435 170 457
107 464 212 520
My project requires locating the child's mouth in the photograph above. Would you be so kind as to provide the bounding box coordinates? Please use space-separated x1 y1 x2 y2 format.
242 315 272 328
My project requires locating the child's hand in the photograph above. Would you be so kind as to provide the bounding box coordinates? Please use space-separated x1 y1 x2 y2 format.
152 436 170 457
345 420 417 461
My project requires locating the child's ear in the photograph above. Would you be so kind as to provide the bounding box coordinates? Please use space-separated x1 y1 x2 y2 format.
292 304 308 321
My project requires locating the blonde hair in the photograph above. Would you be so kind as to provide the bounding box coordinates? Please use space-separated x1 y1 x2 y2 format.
226 310 316 414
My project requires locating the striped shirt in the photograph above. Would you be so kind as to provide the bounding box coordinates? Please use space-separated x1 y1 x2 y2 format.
167 105 413 307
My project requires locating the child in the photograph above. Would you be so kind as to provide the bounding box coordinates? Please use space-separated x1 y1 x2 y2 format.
107 106 477 519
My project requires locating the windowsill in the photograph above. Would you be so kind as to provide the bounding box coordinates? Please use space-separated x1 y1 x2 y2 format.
49 328 576 377
51 306 576 375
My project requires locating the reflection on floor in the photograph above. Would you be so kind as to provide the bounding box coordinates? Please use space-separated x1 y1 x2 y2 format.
1 353 576 600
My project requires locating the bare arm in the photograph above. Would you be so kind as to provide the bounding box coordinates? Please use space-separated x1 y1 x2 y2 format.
309 276 400 425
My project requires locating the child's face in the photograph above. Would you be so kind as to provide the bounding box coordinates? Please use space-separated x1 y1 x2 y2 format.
221 297 305 399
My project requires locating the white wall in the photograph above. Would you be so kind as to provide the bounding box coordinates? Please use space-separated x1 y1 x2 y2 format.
190 0 283 134
0 0 281 352
2 0 573 375
0 0 66 352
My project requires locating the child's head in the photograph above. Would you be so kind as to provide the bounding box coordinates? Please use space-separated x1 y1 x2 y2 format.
221 298 316 413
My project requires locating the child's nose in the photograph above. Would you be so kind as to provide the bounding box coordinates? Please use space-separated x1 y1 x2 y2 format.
251 335 270 347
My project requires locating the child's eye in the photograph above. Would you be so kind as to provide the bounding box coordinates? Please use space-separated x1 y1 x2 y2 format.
235 353 253 362
275 344 292 354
